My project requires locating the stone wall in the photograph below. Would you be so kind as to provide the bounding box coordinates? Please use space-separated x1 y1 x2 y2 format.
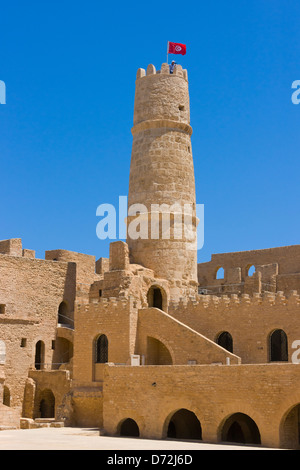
0 247 76 416
102 362 300 448
136 307 240 365
169 291 300 364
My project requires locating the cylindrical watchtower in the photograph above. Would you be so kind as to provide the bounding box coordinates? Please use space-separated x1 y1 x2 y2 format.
127 63 198 299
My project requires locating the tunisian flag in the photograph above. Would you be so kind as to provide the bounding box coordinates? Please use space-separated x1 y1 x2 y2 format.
168 41 186 55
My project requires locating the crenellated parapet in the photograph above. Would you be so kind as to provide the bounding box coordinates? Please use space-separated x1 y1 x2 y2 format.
169 290 300 312
76 295 136 314
136 63 188 81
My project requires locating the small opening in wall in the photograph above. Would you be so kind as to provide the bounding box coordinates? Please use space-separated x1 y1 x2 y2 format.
21 338 27 348
99 289 102 297
247 265 256 276
52 340 56 350
0 304 6 314
216 267 224 280
179 105 185 111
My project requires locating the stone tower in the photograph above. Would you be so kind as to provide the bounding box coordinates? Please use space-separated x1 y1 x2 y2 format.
127 63 198 300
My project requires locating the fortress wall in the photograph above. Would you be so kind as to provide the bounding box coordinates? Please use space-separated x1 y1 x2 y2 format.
0 252 75 321
45 249 97 286
0 239 23 257
103 362 300 448
0 252 76 412
169 292 300 364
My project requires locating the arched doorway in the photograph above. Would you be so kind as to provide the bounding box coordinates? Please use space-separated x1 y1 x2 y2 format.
221 412 261 445
280 403 300 449
35 340 45 370
269 329 288 361
147 337 173 365
216 331 233 353
166 409 202 440
38 389 55 418
119 418 140 437
147 286 165 311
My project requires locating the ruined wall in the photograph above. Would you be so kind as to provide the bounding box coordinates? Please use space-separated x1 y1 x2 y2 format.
198 245 300 295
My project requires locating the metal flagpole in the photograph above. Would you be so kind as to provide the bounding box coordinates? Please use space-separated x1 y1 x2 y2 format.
167 41 169 64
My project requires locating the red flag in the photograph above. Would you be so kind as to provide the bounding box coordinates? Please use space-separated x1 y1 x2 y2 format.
168 42 186 55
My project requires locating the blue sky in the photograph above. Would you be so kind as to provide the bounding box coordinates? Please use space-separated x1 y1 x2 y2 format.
0 0 299 263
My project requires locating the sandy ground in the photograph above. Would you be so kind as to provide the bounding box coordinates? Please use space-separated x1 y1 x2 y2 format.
0 427 275 450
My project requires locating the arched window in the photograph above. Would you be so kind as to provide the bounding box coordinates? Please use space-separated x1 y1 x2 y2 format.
95 334 108 363
217 331 233 353
247 265 256 276
216 267 224 280
270 329 288 362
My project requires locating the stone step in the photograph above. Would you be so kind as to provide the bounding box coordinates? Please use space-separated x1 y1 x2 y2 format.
20 418 64 429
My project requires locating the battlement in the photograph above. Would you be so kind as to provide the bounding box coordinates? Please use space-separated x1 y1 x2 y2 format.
76 295 136 313
169 290 300 310
0 238 35 259
136 63 188 81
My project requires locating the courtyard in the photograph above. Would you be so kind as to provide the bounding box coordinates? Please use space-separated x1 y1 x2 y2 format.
0 427 274 450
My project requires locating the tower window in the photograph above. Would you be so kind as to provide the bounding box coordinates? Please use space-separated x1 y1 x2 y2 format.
21 338 27 348
0 304 6 314
95 334 108 363
179 105 185 111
